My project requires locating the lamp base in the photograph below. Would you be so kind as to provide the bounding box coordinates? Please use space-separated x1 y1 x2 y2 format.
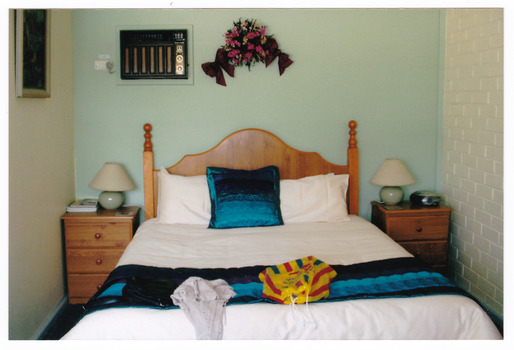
379 186 404 205
98 191 124 210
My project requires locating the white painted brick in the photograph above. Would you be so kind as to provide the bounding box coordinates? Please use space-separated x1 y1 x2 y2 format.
472 63 491 78
479 251 499 271
454 163 470 178
470 116 487 129
488 90 503 106
459 202 476 218
478 275 497 297
481 76 500 91
456 91 472 103
472 91 489 104
462 265 480 285
493 161 503 176
490 215 503 233
462 128 479 142
489 60 503 76
444 8 503 317
466 25 482 40
454 188 469 203
489 34 503 49
477 130 496 145
461 154 477 168
475 209 493 227
486 117 503 133
494 132 503 147
452 212 467 228
448 103 464 117
451 29 467 43
469 168 486 184
483 199 502 218
482 225 501 245
475 183 493 200
466 216 483 233
476 157 494 173
485 145 502 162
446 128 461 140
474 36 490 51
469 142 486 157
457 246 474 267
467 194 485 211
492 189 502 203
454 140 471 154
485 172 502 189
479 104 498 118
481 21 501 36
480 50 500 64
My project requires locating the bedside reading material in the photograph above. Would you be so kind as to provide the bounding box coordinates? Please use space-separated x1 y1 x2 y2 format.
66 199 99 212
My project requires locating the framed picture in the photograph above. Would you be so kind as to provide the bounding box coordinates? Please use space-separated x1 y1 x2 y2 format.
15 9 51 98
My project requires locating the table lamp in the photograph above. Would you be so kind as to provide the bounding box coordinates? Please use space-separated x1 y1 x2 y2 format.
89 162 135 209
370 158 415 205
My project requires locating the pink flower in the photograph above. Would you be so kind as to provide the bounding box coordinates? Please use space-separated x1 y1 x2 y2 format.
227 49 240 58
245 52 253 59
256 45 263 52
247 31 261 40
247 43 254 50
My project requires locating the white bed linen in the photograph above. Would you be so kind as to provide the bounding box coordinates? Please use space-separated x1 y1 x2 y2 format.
63 216 502 340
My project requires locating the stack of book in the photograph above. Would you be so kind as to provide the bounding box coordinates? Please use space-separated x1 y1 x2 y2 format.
66 199 99 212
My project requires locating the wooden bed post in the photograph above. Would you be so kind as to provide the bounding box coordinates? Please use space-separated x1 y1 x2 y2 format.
347 120 359 215
143 123 155 220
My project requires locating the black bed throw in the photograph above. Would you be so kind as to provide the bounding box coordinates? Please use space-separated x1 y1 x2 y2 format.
84 257 469 315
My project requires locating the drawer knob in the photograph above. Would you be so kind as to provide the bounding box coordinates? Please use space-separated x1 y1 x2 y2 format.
94 233 102 239
416 226 423 232
95 258 103 265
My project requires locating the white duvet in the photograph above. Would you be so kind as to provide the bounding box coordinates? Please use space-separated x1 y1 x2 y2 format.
62 216 502 340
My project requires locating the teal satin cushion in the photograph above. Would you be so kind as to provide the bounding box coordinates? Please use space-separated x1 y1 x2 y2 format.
207 166 284 229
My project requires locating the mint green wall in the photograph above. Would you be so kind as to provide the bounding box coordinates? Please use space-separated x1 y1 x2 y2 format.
72 9 444 219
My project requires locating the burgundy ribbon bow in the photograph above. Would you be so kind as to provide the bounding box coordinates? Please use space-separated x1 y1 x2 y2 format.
264 37 293 75
201 48 235 86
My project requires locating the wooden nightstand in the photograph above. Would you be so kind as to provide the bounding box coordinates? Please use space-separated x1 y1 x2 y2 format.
371 200 451 274
61 206 140 304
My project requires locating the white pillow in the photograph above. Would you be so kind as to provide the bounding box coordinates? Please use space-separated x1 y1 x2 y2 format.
157 168 211 225
280 173 349 223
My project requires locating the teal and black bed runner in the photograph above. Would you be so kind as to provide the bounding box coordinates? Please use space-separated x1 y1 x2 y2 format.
84 257 467 314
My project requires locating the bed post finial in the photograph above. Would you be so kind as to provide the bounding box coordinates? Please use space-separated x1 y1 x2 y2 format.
144 123 153 152
347 120 359 216
348 120 357 149
143 123 155 220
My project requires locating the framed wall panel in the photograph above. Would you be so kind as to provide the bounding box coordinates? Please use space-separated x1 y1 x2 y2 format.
115 25 193 85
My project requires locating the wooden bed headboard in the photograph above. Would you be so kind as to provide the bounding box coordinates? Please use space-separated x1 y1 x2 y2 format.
143 121 359 220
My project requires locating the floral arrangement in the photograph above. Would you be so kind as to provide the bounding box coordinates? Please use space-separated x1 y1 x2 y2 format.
223 19 269 69
202 18 293 86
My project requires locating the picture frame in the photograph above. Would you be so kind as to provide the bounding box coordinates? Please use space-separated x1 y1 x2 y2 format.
15 9 51 98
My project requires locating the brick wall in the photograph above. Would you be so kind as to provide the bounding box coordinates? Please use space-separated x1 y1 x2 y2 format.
442 9 503 318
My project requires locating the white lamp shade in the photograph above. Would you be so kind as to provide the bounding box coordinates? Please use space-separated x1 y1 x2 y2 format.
89 162 135 191
370 158 415 186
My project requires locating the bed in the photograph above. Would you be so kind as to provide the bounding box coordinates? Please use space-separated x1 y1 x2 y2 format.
62 121 501 340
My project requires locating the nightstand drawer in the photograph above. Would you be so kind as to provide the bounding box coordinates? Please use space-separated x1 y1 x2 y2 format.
387 216 449 241
65 222 132 249
400 241 448 265
66 249 123 273
68 274 108 300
